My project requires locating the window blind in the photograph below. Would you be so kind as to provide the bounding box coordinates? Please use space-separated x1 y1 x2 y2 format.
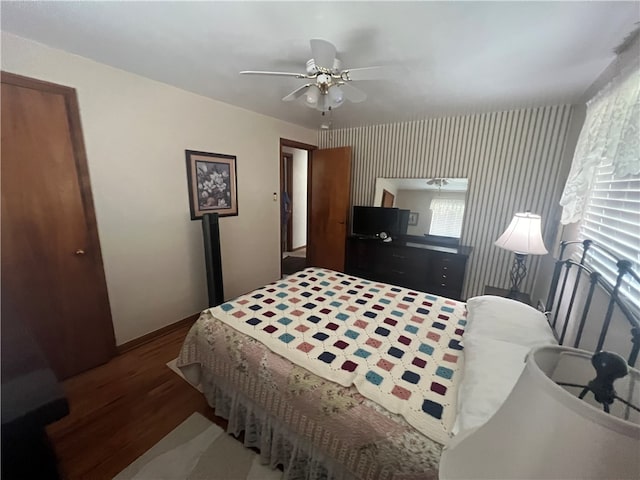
429 198 465 237
579 159 640 309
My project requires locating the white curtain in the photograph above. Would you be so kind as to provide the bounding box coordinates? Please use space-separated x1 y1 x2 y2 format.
559 62 640 225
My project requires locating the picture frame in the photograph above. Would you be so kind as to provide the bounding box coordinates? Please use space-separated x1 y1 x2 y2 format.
185 150 238 220
408 211 419 226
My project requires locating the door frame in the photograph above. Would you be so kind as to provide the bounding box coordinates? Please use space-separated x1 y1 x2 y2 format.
1 71 116 363
279 138 317 277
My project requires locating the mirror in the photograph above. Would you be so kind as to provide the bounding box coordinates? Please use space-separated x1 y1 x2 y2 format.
373 177 469 240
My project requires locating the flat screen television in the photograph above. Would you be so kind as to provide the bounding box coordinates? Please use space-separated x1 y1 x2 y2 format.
397 209 410 235
352 206 402 238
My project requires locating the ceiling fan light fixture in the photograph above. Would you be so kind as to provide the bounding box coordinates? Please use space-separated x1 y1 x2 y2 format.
328 85 344 108
305 86 320 106
317 94 330 112
242 39 385 114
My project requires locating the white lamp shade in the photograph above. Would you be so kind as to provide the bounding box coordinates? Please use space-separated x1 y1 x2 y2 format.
495 212 548 255
440 346 640 479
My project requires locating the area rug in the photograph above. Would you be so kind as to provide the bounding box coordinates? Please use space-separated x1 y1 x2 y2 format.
113 412 282 480
166 358 203 393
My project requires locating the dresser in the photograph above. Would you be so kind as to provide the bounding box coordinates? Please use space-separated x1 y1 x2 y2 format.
345 236 472 300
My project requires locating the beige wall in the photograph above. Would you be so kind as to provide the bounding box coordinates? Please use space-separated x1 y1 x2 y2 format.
282 147 308 250
1 32 316 345
291 150 308 250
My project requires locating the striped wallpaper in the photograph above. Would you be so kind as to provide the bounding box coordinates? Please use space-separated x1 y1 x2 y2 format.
318 105 574 299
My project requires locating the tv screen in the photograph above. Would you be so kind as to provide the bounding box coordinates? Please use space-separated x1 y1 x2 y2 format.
352 206 400 237
397 209 410 235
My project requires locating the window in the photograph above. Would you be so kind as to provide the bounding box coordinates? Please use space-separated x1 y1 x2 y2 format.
429 198 465 237
560 57 639 310
578 160 640 309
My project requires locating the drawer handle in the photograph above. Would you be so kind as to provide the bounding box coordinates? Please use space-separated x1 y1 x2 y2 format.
392 254 407 259
441 283 446 287
392 270 405 275
443 266 448 270
442 275 447 279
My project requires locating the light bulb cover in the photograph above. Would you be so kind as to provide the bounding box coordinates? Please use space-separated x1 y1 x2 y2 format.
317 94 330 112
328 85 344 108
305 86 319 106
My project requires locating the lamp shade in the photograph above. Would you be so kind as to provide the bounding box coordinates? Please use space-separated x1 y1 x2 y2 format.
495 212 548 255
439 346 640 479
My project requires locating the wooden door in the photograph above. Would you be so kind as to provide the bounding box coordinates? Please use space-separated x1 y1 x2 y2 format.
1 72 116 380
307 146 352 272
382 189 395 207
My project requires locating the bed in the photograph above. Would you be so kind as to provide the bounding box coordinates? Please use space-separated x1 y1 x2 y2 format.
177 239 639 480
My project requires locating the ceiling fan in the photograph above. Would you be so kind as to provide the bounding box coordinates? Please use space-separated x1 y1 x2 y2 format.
240 39 387 113
427 178 449 187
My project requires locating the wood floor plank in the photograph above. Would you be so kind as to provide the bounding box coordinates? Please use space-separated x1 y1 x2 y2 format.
46 324 226 480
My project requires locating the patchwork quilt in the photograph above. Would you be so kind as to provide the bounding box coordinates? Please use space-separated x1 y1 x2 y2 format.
209 267 466 444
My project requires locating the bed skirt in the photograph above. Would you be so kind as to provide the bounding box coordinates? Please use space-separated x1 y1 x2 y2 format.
178 314 442 480
199 368 354 480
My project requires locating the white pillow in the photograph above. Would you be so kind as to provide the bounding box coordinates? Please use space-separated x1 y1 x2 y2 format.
453 336 531 435
464 295 557 347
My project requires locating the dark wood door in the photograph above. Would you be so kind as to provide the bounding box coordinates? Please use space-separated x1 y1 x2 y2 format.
1 72 115 380
307 146 352 272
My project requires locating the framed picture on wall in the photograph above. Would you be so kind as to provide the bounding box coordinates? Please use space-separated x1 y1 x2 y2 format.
408 211 419 226
185 150 238 220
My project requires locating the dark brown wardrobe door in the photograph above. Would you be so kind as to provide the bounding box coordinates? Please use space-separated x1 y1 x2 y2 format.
1 72 115 379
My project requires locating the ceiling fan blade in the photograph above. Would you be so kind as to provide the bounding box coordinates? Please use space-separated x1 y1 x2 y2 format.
310 39 337 69
341 66 392 81
282 84 312 102
240 71 307 78
339 83 367 103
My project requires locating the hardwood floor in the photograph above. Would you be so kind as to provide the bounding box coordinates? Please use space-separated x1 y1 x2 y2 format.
47 324 226 479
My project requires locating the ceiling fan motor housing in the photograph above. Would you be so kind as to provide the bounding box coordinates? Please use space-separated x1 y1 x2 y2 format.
306 58 342 76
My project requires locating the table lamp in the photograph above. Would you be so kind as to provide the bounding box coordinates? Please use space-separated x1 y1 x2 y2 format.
494 212 548 297
439 345 640 479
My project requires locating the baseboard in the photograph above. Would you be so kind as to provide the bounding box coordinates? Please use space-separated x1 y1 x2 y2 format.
291 245 306 252
116 312 201 355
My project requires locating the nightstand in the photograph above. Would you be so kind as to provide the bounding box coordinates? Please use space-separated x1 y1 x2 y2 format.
483 285 531 306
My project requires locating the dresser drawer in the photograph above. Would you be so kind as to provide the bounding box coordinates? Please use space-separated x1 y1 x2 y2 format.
345 236 471 300
378 246 429 271
427 254 466 291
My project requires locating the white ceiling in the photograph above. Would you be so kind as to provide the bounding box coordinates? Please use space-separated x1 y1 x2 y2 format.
2 1 638 130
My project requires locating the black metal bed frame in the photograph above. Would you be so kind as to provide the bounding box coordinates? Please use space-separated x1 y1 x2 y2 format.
546 239 640 367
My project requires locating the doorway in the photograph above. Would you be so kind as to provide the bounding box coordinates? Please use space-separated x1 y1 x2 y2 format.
280 139 315 276
279 140 353 276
